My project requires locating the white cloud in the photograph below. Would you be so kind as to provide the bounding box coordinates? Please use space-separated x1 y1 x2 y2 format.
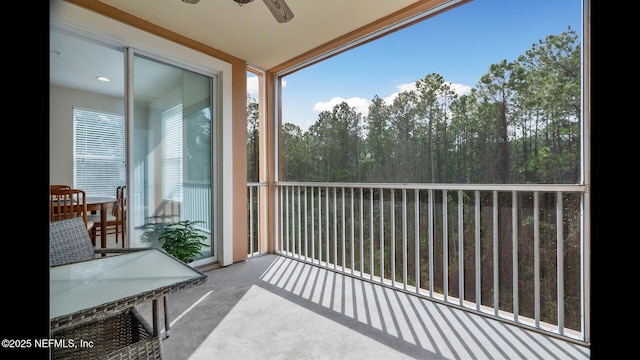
247 76 259 97
311 81 471 121
287 80 473 132
313 96 371 117
247 76 287 98
382 82 415 105
397 82 417 93
450 83 472 96
383 81 472 105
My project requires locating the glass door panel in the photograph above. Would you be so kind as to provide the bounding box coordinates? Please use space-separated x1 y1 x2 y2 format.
131 53 217 264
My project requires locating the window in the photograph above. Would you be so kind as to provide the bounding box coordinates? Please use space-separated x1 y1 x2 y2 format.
161 104 183 203
73 107 125 197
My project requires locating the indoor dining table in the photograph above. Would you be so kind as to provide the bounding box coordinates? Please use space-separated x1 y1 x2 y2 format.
87 196 118 249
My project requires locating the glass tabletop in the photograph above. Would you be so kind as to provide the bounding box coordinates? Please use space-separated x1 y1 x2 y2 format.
50 249 206 320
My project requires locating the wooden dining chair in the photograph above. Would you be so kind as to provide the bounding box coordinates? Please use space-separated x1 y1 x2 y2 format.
50 187 94 235
89 185 126 248
50 184 71 191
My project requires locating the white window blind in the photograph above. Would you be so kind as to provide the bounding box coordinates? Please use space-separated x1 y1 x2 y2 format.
73 107 126 197
162 104 183 202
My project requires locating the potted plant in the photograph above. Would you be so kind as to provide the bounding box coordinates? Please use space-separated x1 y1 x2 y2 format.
158 220 209 264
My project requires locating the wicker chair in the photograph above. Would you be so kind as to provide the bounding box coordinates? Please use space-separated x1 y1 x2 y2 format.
51 309 162 360
49 216 140 265
50 217 164 359
50 217 96 266
50 217 173 341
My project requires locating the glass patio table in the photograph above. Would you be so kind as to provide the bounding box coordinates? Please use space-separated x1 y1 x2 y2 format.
50 249 207 359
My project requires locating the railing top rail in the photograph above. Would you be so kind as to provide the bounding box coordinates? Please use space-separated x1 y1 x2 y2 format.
275 181 585 193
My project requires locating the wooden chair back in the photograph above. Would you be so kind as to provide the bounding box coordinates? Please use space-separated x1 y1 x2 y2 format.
115 185 126 219
50 187 92 233
50 184 71 191
89 185 127 247
113 185 127 245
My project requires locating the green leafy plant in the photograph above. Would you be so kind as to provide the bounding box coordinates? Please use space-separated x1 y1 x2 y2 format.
158 220 209 264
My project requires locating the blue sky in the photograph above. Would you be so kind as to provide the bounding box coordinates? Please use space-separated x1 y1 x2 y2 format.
248 0 582 132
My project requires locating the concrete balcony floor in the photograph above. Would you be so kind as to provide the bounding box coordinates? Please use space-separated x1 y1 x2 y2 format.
155 254 590 360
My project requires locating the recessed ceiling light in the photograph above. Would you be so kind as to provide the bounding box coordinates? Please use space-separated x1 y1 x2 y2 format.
96 76 111 82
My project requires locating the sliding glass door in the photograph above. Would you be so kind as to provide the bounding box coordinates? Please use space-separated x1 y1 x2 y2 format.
130 53 217 265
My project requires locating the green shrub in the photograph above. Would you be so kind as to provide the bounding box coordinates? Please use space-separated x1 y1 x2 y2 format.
158 220 209 264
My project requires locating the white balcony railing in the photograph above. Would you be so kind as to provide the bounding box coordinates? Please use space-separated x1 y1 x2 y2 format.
271 182 589 346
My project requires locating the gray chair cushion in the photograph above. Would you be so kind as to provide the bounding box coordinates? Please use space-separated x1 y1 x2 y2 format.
50 217 96 267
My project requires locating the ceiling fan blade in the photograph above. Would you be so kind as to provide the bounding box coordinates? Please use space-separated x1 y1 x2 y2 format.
263 0 294 23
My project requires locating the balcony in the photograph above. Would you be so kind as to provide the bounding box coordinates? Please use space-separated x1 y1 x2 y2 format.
156 181 590 358
160 254 589 359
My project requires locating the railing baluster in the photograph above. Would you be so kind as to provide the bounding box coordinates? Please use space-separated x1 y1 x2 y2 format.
291 186 296 256
512 190 519 321
333 187 338 269
311 186 315 262
402 188 407 291
350 188 355 275
380 188 384 284
534 191 540 327
391 188 395 287
249 186 254 255
341 187 346 272
475 190 480 311
443 189 448 302
326 186 329 269
493 190 499 317
415 189 420 295
285 186 289 255
297 186 302 259
318 187 322 265
556 191 564 335
458 189 464 306
428 189 434 297
304 186 308 261
277 185 282 252
360 188 364 277
257 186 262 254
370 188 374 281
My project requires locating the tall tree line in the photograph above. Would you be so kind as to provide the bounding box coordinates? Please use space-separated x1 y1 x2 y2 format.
249 28 581 185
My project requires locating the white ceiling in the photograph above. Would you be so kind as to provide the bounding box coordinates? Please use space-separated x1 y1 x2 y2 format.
95 0 427 70
50 0 466 98
50 29 180 101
